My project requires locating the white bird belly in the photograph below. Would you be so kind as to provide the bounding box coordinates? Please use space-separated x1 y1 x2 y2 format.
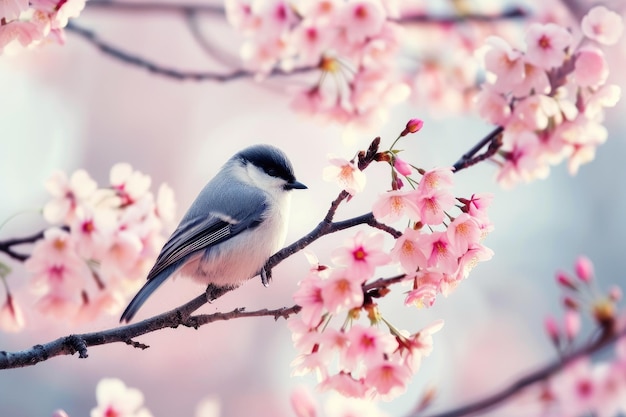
176 194 290 287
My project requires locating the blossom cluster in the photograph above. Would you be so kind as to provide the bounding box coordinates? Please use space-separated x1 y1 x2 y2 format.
475 5 624 187
0 164 175 330
225 0 410 131
538 256 626 417
290 122 493 399
0 0 86 54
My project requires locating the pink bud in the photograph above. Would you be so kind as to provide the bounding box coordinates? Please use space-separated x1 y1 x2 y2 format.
574 256 594 283
556 271 578 291
544 315 560 346
563 296 579 310
394 157 412 176
401 118 424 136
564 310 580 341
52 410 70 417
609 285 622 302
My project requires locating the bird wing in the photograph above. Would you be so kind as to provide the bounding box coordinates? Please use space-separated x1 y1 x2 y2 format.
146 193 268 282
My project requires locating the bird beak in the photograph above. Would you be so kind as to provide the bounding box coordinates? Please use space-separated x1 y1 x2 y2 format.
287 180 307 190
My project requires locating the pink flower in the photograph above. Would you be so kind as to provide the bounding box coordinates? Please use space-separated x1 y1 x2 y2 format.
524 23 573 70
51 0 85 28
573 47 609 88
482 36 525 92
224 0 260 34
110 163 152 207
75 291 124 324
365 360 411 399
513 94 559 130
396 320 444 371
26 253 89 296
290 386 318 417
417 167 454 194
323 157 366 195
459 193 493 222
34 290 80 319
336 0 386 44
0 20 44 53
71 205 116 260
420 231 459 274
320 269 363 314
91 378 153 417
293 272 326 327
331 231 390 280
475 86 511 126
43 169 97 224
344 325 397 370
512 62 550 96
405 284 437 308
52 411 70 417
0 294 25 332
287 20 330 67
447 213 481 253
372 190 421 223
319 372 368 398
0 0 28 21
415 189 455 226
390 228 427 274
581 6 624 46
455 243 494 280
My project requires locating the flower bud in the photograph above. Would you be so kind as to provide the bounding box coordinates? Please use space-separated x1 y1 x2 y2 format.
574 256 594 283
400 118 424 136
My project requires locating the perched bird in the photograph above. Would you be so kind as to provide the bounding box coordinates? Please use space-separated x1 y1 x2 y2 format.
120 144 307 323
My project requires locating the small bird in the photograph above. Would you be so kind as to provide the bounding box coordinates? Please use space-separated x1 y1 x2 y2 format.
120 144 307 323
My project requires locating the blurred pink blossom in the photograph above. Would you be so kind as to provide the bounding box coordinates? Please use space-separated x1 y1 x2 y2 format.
0 293 25 332
581 6 624 46
322 157 366 195
91 378 153 417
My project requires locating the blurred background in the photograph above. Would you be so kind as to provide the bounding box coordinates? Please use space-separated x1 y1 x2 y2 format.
1 1 626 416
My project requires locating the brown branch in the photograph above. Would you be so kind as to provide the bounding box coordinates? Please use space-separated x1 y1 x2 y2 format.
65 21 316 82
415 326 626 417
0 295 300 369
452 126 504 172
0 230 44 261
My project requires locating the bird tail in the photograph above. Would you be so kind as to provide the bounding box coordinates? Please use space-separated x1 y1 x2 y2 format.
120 273 169 323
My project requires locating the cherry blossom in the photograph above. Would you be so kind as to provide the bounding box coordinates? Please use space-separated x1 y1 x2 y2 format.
43 169 97 224
0 0 28 21
331 231 390 279
524 23 573 70
323 157 366 195
581 5 624 46
0 293 25 332
320 268 364 314
390 227 428 274
91 378 153 417
372 190 421 223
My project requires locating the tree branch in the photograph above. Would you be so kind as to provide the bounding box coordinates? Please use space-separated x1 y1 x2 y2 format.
65 21 316 82
416 326 626 417
0 230 44 261
452 126 504 172
0 296 300 369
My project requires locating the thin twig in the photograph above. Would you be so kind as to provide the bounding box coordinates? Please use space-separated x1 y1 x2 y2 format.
416 326 626 417
452 126 504 172
0 230 44 261
65 21 316 81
